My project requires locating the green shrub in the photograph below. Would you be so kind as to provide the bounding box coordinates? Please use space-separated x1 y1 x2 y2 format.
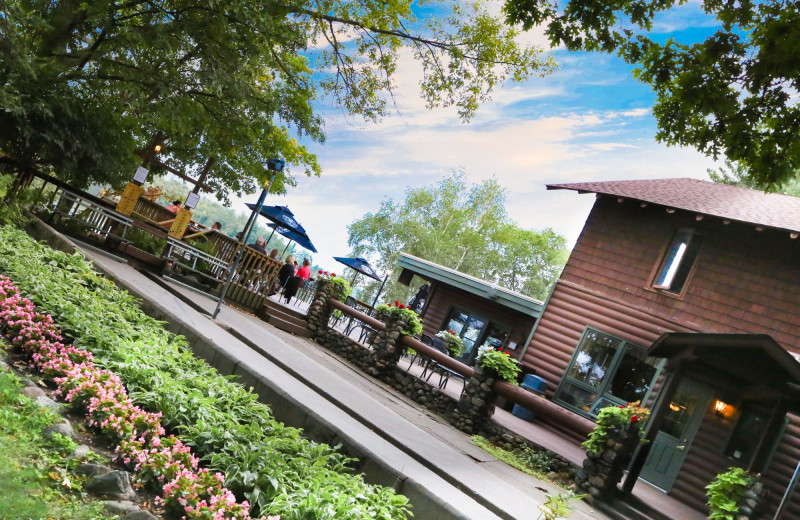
0 225 411 519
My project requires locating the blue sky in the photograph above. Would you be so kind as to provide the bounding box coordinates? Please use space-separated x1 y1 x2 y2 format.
233 2 724 274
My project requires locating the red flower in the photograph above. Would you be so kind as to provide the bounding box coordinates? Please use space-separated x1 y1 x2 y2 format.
448 330 454 335
619 405 626 409
318 270 323 274
399 304 405 309
631 415 640 423
394 300 399 306
331 273 336 277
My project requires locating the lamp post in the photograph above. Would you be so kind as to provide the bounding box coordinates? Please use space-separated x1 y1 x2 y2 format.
370 269 393 308
212 159 285 319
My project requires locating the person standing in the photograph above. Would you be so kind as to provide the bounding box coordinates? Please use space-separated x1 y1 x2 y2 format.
296 258 312 280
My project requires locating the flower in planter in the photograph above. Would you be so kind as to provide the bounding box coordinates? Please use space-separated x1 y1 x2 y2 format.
375 303 423 336
435 330 464 357
476 345 521 384
582 401 651 454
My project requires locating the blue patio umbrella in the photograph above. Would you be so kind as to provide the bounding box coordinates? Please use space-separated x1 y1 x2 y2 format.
333 256 382 282
245 204 310 238
267 223 317 253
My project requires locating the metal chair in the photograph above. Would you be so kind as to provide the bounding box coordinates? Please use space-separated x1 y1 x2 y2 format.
422 339 466 393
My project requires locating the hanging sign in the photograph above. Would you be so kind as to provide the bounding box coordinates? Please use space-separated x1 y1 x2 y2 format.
133 166 149 184
185 192 200 209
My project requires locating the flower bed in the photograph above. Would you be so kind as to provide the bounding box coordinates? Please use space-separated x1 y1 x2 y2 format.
0 275 260 518
0 225 411 520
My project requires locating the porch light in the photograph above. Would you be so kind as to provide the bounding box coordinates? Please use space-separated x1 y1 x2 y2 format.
154 144 162 153
714 399 728 416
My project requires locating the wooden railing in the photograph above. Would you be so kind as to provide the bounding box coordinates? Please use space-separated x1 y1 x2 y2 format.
328 298 595 437
132 197 176 224
28 173 284 311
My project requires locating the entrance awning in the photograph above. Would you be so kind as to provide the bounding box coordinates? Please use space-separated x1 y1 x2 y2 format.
649 333 800 403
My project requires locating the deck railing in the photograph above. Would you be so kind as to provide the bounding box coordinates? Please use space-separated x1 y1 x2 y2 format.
132 197 177 224
327 298 595 436
28 173 283 311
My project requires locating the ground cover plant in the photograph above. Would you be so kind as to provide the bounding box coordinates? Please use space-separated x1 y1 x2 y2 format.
0 354 110 519
470 435 570 486
0 225 412 519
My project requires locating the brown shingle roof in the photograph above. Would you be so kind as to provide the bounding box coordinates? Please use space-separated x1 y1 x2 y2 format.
547 177 800 233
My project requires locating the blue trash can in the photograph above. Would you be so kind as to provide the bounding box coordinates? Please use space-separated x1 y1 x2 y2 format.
511 375 547 422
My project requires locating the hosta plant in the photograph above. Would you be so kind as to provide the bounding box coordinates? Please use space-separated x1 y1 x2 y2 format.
706 467 758 520
581 401 651 454
476 345 521 384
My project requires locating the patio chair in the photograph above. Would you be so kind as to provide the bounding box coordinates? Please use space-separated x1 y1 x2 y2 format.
421 339 466 393
330 295 356 329
407 333 433 371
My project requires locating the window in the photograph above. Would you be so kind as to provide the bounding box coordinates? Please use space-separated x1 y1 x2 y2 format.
555 328 661 418
653 229 704 294
443 308 510 363
725 402 788 472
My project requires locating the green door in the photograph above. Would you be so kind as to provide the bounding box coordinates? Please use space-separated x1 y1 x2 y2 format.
640 381 711 491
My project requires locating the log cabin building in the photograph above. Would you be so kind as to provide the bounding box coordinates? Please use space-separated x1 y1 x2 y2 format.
522 178 800 518
395 253 543 366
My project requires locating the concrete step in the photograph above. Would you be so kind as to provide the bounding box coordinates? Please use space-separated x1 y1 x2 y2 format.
255 298 310 338
261 304 308 329
269 316 311 338
263 298 308 321
596 496 668 520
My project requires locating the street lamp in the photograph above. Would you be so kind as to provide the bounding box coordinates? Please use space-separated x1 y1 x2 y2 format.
370 268 393 308
212 158 285 319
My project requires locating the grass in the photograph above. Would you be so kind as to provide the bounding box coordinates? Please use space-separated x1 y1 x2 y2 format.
471 435 567 485
0 356 111 520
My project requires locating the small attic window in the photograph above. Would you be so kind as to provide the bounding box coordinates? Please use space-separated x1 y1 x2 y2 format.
653 229 704 294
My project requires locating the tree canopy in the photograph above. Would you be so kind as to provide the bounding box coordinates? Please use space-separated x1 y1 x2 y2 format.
347 172 569 302
708 161 800 197
504 0 800 189
0 0 552 200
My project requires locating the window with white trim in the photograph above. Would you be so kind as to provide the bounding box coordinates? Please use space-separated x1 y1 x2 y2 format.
652 229 704 294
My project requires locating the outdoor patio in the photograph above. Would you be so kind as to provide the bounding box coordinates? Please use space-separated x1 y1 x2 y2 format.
262 293 706 520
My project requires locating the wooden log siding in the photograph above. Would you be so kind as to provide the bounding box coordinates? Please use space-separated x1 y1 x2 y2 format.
522 280 689 397
556 197 800 351
420 282 537 354
522 196 800 516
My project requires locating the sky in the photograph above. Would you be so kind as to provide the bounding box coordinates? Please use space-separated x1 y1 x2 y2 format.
228 3 723 274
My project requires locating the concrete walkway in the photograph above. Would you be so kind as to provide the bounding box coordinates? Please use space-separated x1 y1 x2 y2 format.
53 237 610 520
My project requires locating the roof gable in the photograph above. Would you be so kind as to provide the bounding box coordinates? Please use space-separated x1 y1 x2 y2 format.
548 178 800 234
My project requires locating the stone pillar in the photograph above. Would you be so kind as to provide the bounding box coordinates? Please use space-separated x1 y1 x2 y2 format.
737 480 766 520
366 313 408 377
451 366 499 434
574 424 642 501
305 279 342 340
